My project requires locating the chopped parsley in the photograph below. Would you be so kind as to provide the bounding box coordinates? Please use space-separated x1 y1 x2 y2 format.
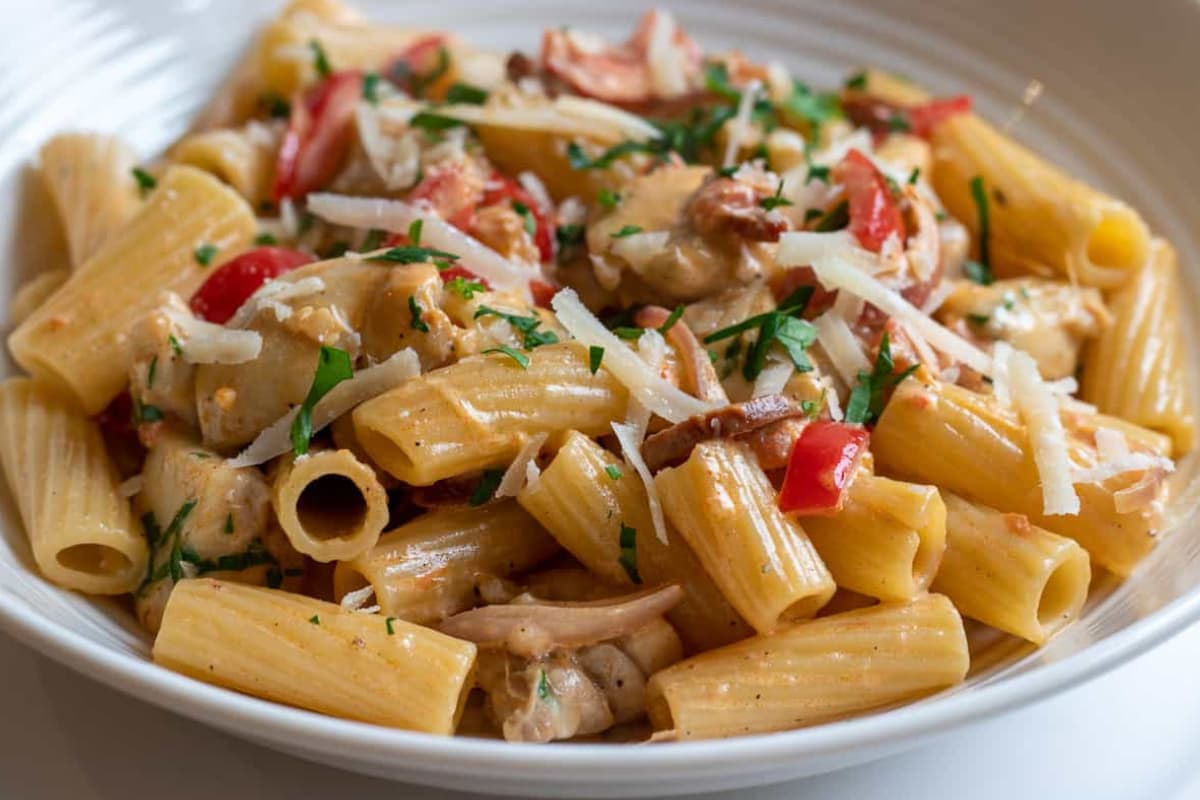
814 199 850 232
290 345 353 456
801 398 820 418
512 200 536 237
133 398 163 423
760 181 794 211
309 39 332 78
362 71 381 104
361 228 387 251
805 160 830 186
408 219 423 245
131 167 156 194
844 71 868 91
537 670 554 702
588 345 604 374
193 244 218 267
445 276 486 299
597 187 621 210
408 295 430 332
612 224 643 238
368 245 459 265
147 356 157 388
445 82 488 105
140 499 197 590
473 306 558 349
261 92 291 119
716 164 740 178
604 464 622 481
254 232 278 246
223 513 234 535
469 469 505 506
703 62 741 103
966 312 991 327
168 334 183 357
612 326 645 340
618 523 641 584
887 111 911 132
483 344 530 369
556 224 585 248
409 111 466 133
702 287 816 380
309 615 321 625
803 208 823 224
908 167 921 185
386 617 397 635
567 140 658 171
844 332 918 424
779 82 842 142
965 174 993 284
658 305 685 335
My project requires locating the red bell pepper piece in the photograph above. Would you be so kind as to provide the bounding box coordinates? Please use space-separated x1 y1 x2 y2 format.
778 421 870 515
189 247 314 323
906 94 972 138
272 71 363 202
836 148 905 253
479 171 555 264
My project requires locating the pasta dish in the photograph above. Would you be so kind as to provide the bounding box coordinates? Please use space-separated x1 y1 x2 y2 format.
1 0 1193 744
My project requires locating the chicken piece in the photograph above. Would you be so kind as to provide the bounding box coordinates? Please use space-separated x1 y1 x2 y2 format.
937 278 1109 380
127 296 199 432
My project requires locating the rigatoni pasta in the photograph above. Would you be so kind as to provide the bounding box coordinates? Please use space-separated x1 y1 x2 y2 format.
1 0 1193 747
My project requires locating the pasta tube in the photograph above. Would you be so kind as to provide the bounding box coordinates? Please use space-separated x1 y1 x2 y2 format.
9 269 69 327
170 125 278 208
9 166 256 414
153 578 476 733
932 113 1150 287
873 379 1161 575
934 494 1090 644
1082 239 1197 455
798 474 947 602
353 343 628 485
271 448 389 562
38 132 142 269
646 594 969 739
654 440 835 634
517 431 752 652
332 501 559 624
0 378 146 594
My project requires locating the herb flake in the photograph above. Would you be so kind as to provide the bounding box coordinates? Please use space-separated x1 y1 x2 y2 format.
290 345 353 456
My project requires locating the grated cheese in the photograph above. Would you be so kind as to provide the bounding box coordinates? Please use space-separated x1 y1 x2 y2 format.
228 349 420 468
812 312 869 386
991 341 1013 406
517 171 553 213
551 289 715 423
613 420 669 546
722 79 761 169
227 276 326 329
161 304 262 365
821 375 845 421
1073 453 1174 485
1095 427 1130 463
751 354 794 398
1006 347 1079 515
624 329 668 439
340 584 376 612
495 432 549 499
355 102 421 190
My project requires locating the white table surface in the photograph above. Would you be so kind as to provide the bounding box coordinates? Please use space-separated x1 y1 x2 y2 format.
4 626 1200 800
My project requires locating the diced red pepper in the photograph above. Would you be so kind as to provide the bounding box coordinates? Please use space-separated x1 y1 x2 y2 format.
836 148 905 253
530 279 559 308
906 94 972 138
438 264 491 289
272 71 363 202
479 171 555 263
189 247 314 323
778 421 870 515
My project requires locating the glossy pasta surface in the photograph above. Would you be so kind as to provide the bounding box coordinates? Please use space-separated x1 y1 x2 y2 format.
1 0 1192 745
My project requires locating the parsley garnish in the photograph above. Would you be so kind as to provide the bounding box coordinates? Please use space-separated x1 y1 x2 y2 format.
658 305 685 335
194 244 217 267
254 232 278 246
223 513 234 535
803 208 823 224
703 62 741 103
907 167 921 185
474 306 558 349
618 523 641 584
133 398 163 423
309 39 332 78
612 327 645 340
261 92 290 118
814 199 850 232
147 356 157 388
446 82 488 104
844 71 868 91
612 224 643 238
537 670 554 702
410 46 450 98
760 181 793 211
142 500 197 588
512 200 536 237
716 164 740 178
965 174 992 284
409 111 465 132
361 228 386 251
844 332 918 424
966 312 991 326
483 345 530 369
805 161 830 186
362 72 380 104
605 464 622 480
887 112 911 132
131 167 156 194
168 334 183 357
408 295 430 332
386 617 397 635
779 82 842 142
703 288 816 380
368 245 459 265
408 218 423 245
309 615 321 625
556 224 585 248
469 469 505 506
801 398 820 418
290 346 353 456
445 276 486 299
597 187 621 210
567 140 658 171
589 345 604 374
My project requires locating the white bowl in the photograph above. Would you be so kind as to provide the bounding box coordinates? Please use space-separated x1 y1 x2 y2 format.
2 0 1200 796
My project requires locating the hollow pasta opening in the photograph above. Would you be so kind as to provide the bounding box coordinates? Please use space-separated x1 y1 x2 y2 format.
56 543 132 576
1085 208 1144 273
1036 552 1089 632
297 474 369 542
910 530 944 593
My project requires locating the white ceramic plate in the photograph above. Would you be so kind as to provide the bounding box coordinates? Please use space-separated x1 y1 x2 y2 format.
2 0 1200 796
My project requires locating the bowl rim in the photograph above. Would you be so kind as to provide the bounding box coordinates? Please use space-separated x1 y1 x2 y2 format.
2 576 1199 779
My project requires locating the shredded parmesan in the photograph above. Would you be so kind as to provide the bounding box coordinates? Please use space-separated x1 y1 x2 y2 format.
645 10 689 98
495 433 549 499
722 79 761 169
1045 376 1079 396
991 342 1013 406
524 458 542 490
613 421 669 546
227 276 326 329
1095 428 1130 463
919 281 955 314
117 474 143 499
813 312 869 386
610 230 670 271
307 193 536 300
1073 453 1173 485
517 171 553 212
751 354 794 398
551 289 714 423
228 349 420 468
161 305 262 365
821 375 845 421
624 329 668 439
779 232 993 375
1006 348 1079 515
340 584 376 612
355 102 420 190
